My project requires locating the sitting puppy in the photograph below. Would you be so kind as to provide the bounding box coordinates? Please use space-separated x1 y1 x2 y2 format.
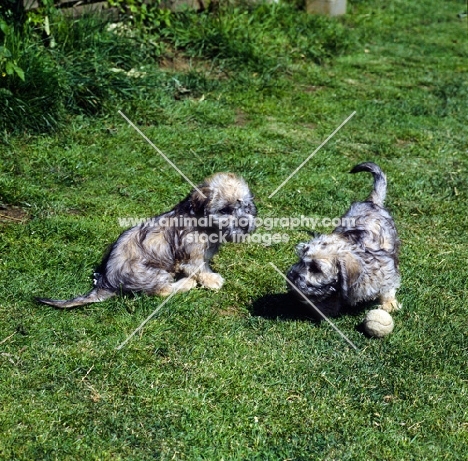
37 172 256 308
287 162 400 317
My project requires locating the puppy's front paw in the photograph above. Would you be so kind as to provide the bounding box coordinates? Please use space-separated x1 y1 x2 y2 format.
381 299 402 313
198 272 224 290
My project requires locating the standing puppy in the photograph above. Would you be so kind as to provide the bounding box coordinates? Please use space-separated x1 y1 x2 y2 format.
287 162 401 317
37 172 256 308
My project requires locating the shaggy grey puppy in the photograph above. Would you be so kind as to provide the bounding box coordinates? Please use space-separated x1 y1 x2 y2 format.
287 162 401 317
37 172 256 308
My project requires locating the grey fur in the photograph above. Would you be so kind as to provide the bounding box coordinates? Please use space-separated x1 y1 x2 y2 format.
37 172 256 308
287 162 401 317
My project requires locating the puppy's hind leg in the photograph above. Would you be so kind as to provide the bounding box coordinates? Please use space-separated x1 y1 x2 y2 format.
180 260 225 290
379 289 402 312
124 265 194 297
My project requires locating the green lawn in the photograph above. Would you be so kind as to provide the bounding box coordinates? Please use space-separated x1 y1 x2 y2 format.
1 1 467 459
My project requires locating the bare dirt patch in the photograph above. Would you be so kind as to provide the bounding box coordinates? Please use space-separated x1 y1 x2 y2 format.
234 108 249 126
303 85 325 93
218 305 246 318
159 53 210 73
0 205 29 224
396 139 414 147
300 122 317 130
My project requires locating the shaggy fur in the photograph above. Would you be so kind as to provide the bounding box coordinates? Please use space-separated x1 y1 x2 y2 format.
37 172 256 308
287 162 401 317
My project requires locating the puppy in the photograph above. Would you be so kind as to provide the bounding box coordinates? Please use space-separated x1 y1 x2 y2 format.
287 162 401 317
37 172 256 308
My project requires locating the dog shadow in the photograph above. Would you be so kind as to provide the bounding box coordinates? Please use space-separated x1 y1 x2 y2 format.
250 292 378 332
250 292 319 322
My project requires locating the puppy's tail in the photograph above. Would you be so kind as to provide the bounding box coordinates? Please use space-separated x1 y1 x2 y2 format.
350 162 387 206
36 287 115 309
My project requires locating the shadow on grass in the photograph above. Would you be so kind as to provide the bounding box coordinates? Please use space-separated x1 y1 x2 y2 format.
251 292 376 332
250 292 320 322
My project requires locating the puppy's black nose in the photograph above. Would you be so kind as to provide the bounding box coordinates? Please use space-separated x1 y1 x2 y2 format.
238 214 256 233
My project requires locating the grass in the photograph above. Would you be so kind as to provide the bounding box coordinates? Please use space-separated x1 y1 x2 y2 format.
1 0 468 459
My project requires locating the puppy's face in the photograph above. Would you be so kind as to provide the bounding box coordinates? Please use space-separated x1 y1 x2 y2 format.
190 173 257 241
287 234 360 305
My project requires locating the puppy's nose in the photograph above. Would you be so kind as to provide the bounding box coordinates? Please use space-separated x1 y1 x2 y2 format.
295 278 307 291
239 214 255 232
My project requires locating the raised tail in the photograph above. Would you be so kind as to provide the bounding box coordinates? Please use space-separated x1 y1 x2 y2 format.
350 162 387 206
36 287 115 309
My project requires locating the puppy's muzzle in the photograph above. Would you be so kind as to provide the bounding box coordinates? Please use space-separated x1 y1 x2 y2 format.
287 264 337 301
218 209 256 235
237 214 256 233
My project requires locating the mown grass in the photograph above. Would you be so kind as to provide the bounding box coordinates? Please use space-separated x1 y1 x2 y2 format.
1 0 468 459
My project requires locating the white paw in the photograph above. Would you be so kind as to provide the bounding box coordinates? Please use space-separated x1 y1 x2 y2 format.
157 278 197 296
175 277 197 292
381 300 402 313
157 285 173 297
198 272 224 290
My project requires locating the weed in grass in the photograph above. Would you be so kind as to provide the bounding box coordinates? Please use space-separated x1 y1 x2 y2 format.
0 12 160 133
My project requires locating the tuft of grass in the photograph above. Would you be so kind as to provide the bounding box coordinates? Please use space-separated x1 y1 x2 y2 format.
0 13 160 133
165 3 353 70
1 3 353 133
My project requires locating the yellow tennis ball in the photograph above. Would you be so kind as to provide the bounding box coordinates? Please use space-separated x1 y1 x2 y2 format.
363 309 394 338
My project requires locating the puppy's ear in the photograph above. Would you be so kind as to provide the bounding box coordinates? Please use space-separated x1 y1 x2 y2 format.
190 186 211 214
295 242 309 257
338 253 361 302
341 229 366 245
